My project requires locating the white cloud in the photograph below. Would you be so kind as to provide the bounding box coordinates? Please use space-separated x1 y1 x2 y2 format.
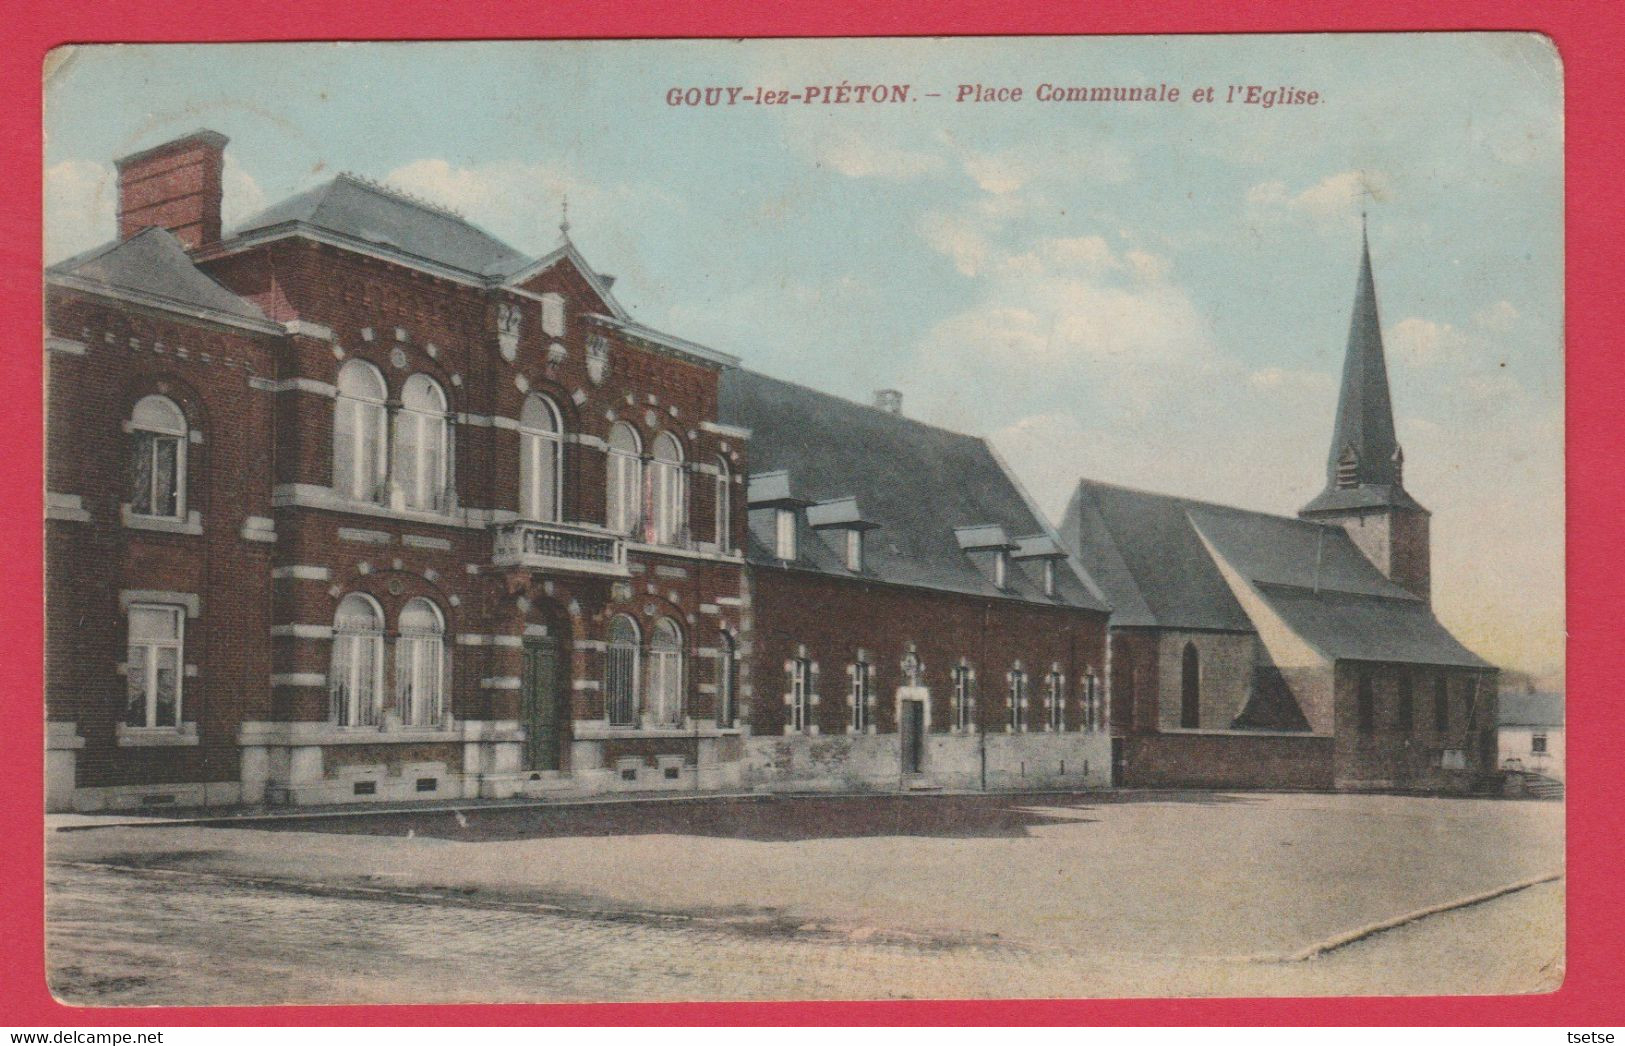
384 157 680 257
1388 316 1472 367
221 156 266 230
1247 170 1391 228
1473 299 1520 332
802 127 945 180
44 160 115 262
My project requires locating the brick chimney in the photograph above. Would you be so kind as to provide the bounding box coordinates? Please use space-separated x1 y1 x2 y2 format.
114 130 229 250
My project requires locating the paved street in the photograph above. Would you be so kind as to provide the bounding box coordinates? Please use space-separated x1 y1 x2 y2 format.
45 790 1564 1005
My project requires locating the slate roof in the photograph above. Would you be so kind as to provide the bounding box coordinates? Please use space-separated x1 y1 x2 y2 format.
1058 480 1252 631
47 227 274 328
230 173 532 278
1058 478 1492 670
1497 691 1564 728
1303 228 1424 514
719 369 1107 611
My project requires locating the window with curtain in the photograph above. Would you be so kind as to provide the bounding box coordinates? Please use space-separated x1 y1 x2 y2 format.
125 604 183 728
519 394 563 521
606 423 642 535
716 630 737 728
334 361 388 502
129 395 187 519
396 374 449 511
330 593 385 727
647 618 684 727
605 615 640 726
395 598 446 727
650 433 685 546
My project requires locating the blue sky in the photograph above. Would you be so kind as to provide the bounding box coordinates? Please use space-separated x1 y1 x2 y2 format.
43 35 1564 679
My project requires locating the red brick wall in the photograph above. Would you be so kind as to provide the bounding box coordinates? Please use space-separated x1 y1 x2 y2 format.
1108 629 1160 735
747 566 1108 738
46 287 277 788
116 133 226 250
1119 733 1334 790
1332 661 1497 790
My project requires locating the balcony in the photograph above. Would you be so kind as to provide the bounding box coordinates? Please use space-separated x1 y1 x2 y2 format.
491 520 629 577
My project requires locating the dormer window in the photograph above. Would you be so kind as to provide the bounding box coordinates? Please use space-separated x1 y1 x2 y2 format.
1043 559 1056 597
775 508 797 561
994 550 1008 589
541 293 566 337
845 529 863 572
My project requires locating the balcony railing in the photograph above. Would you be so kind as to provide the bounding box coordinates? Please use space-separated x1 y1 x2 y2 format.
491 519 629 576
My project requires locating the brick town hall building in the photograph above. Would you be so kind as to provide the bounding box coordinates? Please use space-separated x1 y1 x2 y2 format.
44 130 1113 811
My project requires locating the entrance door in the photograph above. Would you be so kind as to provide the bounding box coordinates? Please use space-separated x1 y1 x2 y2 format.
521 636 562 772
900 699 925 775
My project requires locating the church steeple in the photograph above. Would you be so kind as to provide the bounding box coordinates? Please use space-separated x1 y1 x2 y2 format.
1302 224 1422 515
1301 223 1430 604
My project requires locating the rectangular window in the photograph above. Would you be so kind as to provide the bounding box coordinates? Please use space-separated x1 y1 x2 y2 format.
954 665 974 732
994 551 1007 589
1047 670 1064 731
790 657 811 732
541 293 566 337
1397 671 1414 734
1434 676 1450 734
775 508 797 561
126 604 183 728
845 529 863 572
851 656 871 732
1009 670 1025 731
1043 559 1056 597
1531 733 1548 754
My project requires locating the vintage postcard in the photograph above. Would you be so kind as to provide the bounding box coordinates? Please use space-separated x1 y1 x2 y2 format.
41 34 1563 1005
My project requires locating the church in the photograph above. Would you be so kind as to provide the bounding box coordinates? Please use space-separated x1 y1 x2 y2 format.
1057 227 1498 792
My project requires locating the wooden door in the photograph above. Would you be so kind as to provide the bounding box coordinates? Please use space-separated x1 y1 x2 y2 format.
901 699 925 775
521 636 562 772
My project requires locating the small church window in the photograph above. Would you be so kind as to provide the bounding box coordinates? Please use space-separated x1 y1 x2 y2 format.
1180 642 1200 729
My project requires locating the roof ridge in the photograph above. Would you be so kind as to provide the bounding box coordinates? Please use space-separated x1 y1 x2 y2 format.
736 368 988 447
1253 577 1422 605
1077 475 1316 525
335 171 472 222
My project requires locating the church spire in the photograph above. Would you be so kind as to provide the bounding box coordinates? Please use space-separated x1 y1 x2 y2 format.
1302 224 1420 514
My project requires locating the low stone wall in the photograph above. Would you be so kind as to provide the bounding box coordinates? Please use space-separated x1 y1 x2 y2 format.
1120 732 1333 790
743 731 1112 792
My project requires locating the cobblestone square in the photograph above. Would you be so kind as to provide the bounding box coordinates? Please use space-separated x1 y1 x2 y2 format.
46 790 1564 1005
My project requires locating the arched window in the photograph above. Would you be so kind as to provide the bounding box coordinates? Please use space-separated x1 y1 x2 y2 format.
331 593 384 727
519 394 563 522
396 374 449 511
1180 642 1200 729
129 395 187 519
605 614 640 726
649 433 685 546
334 361 387 502
714 455 732 552
647 618 684 727
605 423 642 536
395 598 446 727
